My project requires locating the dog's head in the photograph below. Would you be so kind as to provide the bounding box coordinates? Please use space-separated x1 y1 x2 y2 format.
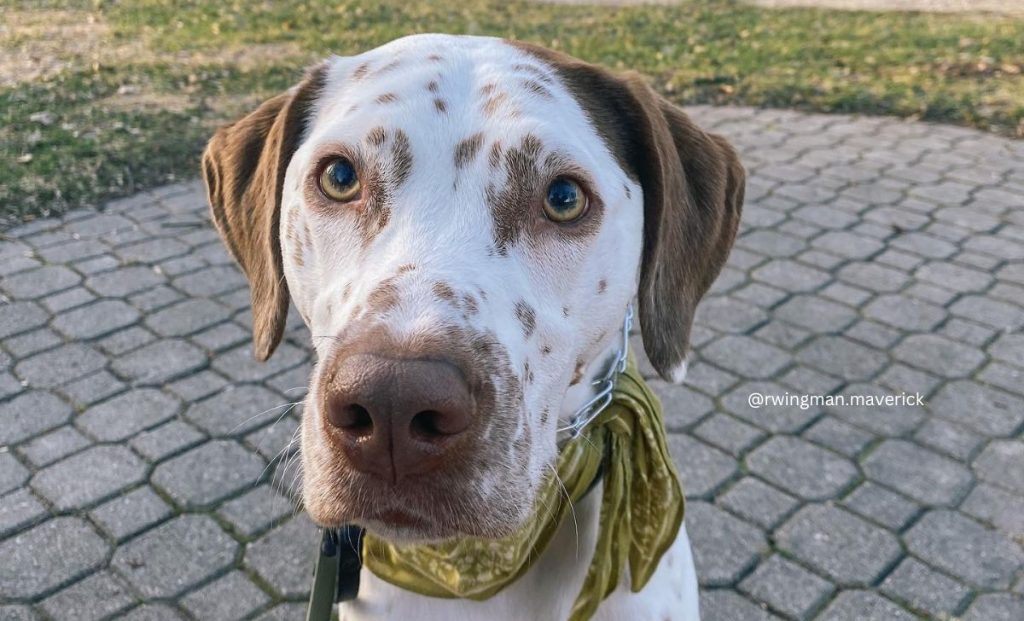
203 35 743 542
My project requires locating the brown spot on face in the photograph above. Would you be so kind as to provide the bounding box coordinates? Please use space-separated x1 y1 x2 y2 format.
428 54 443 62
352 62 370 80
367 126 386 147
514 300 536 339
524 361 535 385
454 132 484 169
434 98 447 113
397 263 416 274
433 281 456 301
541 344 552 355
375 59 402 76
481 92 509 116
391 129 413 187
513 63 554 84
624 183 632 199
570 357 586 385
488 141 502 168
367 277 401 313
480 83 497 96
487 134 543 253
562 306 570 318
426 80 440 93
286 208 304 268
523 79 553 98
376 92 399 104
598 279 607 294
462 293 479 315
540 407 550 425
342 282 352 299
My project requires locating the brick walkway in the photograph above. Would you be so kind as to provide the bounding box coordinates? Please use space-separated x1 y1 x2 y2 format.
1 107 1022 620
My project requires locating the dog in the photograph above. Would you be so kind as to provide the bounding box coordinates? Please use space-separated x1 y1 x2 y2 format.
202 34 743 621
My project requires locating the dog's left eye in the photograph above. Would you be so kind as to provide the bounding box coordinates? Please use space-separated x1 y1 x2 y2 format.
319 158 362 202
543 178 587 223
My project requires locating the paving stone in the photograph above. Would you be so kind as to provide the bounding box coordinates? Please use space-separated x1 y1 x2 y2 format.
962 483 1024 536
59 369 126 406
31 445 147 511
246 415 301 463
974 440 1024 494
739 554 834 619
112 515 238 599
76 388 181 441
700 591 780 621
41 286 97 314
722 380 821 433
862 294 947 332
803 416 874 457
668 434 738 498
701 335 790 380
167 369 230 401
145 298 231 338
842 482 920 530
774 295 857 334
0 453 30 496
911 418 982 461
14 344 107 389
116 237 191 263
776 504 902 586
85 265 164 297
39 571 136 621
862 440 972 506
16 425 91 467
129 419 206 462
880 557 970 617
0 517 108 599
825 383 928 436
686 501 767 587
252 603 309 621
0 489 47 538
120 604 186 620
90 486 173 542
181 570 270 621
962 593 1024 621
0 391 72 445
915 261 993 292
0 301 47 340
892 334 986 378
189 321 250 353
184 384 296 437
695 296 767 333
818 590 916 620
245 513 318 598
950 295 1024 330
1 265 81 299
96 325 157 356
111 339 207 385
751 259 831 292
0 605 39 620
929 380 1024 436
2 327 61 358
719 477 800 531
905 510 1024 589
693 414 766 456
152 440 266 509
797 336 888 381
217 484 295 538
747 436 858 500
128 284 185 312
51 299 140 340
210 342 307 383
172 264 248 297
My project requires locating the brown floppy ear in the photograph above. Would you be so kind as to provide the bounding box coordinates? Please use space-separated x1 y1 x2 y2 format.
513 41 744 382
201 65 326 361
625 75 745 382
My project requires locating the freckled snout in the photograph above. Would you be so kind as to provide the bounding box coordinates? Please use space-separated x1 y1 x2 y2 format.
322 354 475 482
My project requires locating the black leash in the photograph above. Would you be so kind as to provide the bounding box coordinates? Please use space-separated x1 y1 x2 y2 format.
306 525 364 621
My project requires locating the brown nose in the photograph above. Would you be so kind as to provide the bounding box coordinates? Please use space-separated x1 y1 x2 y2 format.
322 354 474 482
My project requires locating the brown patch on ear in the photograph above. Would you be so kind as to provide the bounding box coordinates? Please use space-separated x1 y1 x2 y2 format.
202 63 327 361
510 41 744 381
454 132 484 169
514 300 536 338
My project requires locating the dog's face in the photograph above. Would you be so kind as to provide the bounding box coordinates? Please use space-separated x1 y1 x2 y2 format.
203 35 743 542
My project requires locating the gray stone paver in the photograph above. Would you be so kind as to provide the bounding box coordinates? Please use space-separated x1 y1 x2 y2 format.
2 108 1023 618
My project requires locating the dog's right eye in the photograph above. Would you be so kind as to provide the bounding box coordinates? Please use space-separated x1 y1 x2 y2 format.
319 158 361 202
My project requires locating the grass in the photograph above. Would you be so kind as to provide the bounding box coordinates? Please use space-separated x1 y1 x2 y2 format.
2 0 1022 225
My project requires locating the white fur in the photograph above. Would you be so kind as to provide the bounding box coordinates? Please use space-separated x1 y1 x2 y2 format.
277 34 699 620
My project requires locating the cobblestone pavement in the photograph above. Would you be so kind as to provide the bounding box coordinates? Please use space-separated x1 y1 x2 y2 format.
2 106 1023 621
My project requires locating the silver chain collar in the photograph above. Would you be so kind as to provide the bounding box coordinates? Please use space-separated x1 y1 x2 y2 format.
557 303 634 439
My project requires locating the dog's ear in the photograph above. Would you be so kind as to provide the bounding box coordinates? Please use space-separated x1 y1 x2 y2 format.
513 42 744 383
621 74 745 383
201 65 327 361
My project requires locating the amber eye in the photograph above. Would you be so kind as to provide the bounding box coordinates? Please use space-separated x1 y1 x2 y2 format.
319 158 361 201
543 178 587 222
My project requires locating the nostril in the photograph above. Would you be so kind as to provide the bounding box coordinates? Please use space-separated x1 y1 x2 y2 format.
328 402 374 437
410 410 443 440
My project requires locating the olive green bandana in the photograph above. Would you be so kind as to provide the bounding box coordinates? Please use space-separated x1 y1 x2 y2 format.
361 355 685 621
